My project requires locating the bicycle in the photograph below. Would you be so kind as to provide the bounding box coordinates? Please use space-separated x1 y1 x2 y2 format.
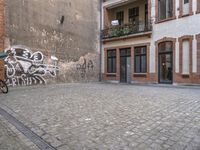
0 52 8 94
0 79 8 93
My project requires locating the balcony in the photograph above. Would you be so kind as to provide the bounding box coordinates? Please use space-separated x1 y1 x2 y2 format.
102 22 152 40
102 0 152 41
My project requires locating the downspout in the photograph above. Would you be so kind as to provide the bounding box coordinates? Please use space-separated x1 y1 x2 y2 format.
99 0 103 82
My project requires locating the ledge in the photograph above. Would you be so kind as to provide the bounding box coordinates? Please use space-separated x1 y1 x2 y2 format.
106 73 117 77
102 31 152 43
133 73 147 77
155 16 176 24
103 0 130 9
182 74 190 78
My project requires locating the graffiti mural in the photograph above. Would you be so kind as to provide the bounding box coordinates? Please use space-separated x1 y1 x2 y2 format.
4 45 59 86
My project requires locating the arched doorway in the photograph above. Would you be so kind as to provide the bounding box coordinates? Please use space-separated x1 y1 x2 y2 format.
158 41 173 84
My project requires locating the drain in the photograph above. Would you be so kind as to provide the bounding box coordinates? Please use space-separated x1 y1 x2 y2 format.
0 107 57 150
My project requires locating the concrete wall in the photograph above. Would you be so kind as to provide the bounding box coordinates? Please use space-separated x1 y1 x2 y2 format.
4 0 100 86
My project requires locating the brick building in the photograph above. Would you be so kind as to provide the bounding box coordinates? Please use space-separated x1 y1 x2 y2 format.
101 0 200 84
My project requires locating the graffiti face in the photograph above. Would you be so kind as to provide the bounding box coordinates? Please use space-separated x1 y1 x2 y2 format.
4 45 59 86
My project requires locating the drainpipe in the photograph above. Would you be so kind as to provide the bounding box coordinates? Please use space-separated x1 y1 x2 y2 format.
99 0 103 82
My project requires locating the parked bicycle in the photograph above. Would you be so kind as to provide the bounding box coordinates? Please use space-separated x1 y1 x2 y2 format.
0 79 8 93
0 52 8 94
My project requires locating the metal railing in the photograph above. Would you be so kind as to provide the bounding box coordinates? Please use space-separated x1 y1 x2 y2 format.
102 22 152 39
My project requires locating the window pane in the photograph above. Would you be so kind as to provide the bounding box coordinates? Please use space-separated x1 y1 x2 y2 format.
184 0 189 4
116 11 124 25
129 7 139 24
159 42 172 52
159 0 167 20
108 50 116 57
108 58 112 73
168 0 173 18
135 56 141 73
113 58 116 73
158 0 173 20
135 47 146 55
141 56 147 73
107 50 116 73
134 46 147 73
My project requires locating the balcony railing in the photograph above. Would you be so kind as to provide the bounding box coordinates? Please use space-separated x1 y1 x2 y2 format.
102 22 152 40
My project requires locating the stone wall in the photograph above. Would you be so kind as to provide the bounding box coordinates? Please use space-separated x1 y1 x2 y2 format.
3 0 100 85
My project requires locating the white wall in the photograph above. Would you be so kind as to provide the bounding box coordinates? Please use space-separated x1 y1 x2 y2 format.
151 0 200 73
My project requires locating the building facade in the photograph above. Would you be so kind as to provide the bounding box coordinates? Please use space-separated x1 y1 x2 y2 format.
101 0 200 84
0 0 100 86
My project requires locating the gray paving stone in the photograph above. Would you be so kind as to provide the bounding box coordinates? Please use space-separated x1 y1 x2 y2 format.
0 83 200 149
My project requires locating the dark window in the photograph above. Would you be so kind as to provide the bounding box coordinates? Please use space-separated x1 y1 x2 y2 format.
129 7 139 24
158 0 173 21
107 50 116 73
116 11 124 25
134 46 147 73
158 41 173 53
184 0 189 4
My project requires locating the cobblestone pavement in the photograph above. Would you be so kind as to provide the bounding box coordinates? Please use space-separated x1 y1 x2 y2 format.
0 116 31 150
0 83 200 150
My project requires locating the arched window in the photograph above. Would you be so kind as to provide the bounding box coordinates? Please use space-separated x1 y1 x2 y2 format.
158 41 173 83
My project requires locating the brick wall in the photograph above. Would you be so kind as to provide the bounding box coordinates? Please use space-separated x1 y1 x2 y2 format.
197 0 200 13
0 0 4 80
197 34 200 74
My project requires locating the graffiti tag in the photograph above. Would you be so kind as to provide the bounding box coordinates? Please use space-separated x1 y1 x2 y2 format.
76 58 94 78
4 45 59 86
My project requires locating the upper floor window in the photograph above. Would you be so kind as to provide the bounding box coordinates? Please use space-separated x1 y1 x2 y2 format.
129 7 139 25
116 11 124 25
179 0 193 17
158 0 173 21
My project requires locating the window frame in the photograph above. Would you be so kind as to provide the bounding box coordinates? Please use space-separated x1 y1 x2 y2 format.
134 46 147 73
178 35 193 76
179 0 193 18
116 11 124 25
155 0 176 23
107 49 117 73
128 7 139 25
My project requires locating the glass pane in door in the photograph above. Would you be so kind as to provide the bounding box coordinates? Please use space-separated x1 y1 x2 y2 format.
159 53 173 83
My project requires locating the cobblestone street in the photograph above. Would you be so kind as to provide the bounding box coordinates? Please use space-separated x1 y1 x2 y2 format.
0 83 200 150
0 116 31 150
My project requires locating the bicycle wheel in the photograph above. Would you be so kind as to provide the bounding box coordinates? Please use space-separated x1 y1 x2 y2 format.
0 80 8 94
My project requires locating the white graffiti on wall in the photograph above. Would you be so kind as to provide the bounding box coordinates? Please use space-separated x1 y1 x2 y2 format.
4 45 59 86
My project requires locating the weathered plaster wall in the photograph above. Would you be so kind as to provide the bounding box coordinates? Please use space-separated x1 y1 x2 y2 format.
4 0 100 85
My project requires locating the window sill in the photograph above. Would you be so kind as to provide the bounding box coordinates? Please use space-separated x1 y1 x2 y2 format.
181 74 190 78
179 12 194 18
133 73 147 77
106 73 116 77
155 16 176 24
